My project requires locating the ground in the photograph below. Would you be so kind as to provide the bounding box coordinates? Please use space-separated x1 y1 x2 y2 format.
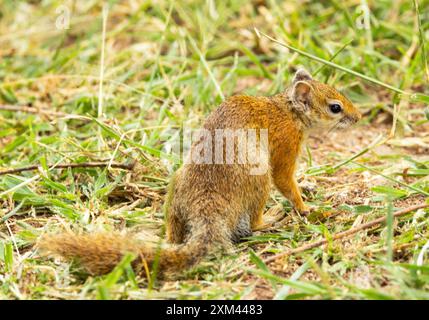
0 0 429 299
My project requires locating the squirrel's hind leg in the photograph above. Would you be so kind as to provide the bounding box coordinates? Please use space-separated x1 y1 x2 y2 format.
231 214 252 243
251 204 286 231
164 169 188 244
165 205 187 244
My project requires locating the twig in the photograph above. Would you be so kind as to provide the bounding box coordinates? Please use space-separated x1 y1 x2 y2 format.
0 104 63 116
0 104 90 121
266 203 429 263
232 203 429 278
0 162 135 176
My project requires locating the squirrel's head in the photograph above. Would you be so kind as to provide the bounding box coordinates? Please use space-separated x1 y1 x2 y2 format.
288 68 361 130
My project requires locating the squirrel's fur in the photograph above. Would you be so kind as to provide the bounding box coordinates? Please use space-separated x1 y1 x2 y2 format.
38 231 211 276
38 69 361 277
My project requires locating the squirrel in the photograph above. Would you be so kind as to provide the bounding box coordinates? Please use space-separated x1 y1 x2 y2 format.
38 68 361 277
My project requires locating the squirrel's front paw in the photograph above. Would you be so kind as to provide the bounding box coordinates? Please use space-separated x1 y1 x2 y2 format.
295 204 312 217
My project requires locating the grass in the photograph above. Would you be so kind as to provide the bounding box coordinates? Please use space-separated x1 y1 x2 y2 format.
0 0 429 300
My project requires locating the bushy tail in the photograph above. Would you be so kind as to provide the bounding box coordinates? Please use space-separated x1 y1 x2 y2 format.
37 230 211 276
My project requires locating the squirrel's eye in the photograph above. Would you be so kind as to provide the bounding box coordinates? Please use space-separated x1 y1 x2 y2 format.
329 103 342 114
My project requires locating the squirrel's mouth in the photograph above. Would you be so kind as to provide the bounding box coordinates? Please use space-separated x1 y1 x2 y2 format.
330 116 357 131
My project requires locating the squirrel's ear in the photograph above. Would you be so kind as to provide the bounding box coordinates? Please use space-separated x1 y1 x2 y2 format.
293 68 312 83
291 81 312 110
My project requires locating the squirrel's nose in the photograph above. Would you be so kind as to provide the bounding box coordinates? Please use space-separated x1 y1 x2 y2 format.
355 111 362 122
350 110 362 123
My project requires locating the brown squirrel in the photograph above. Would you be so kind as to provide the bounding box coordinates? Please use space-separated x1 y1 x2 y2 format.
38 68 361 277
